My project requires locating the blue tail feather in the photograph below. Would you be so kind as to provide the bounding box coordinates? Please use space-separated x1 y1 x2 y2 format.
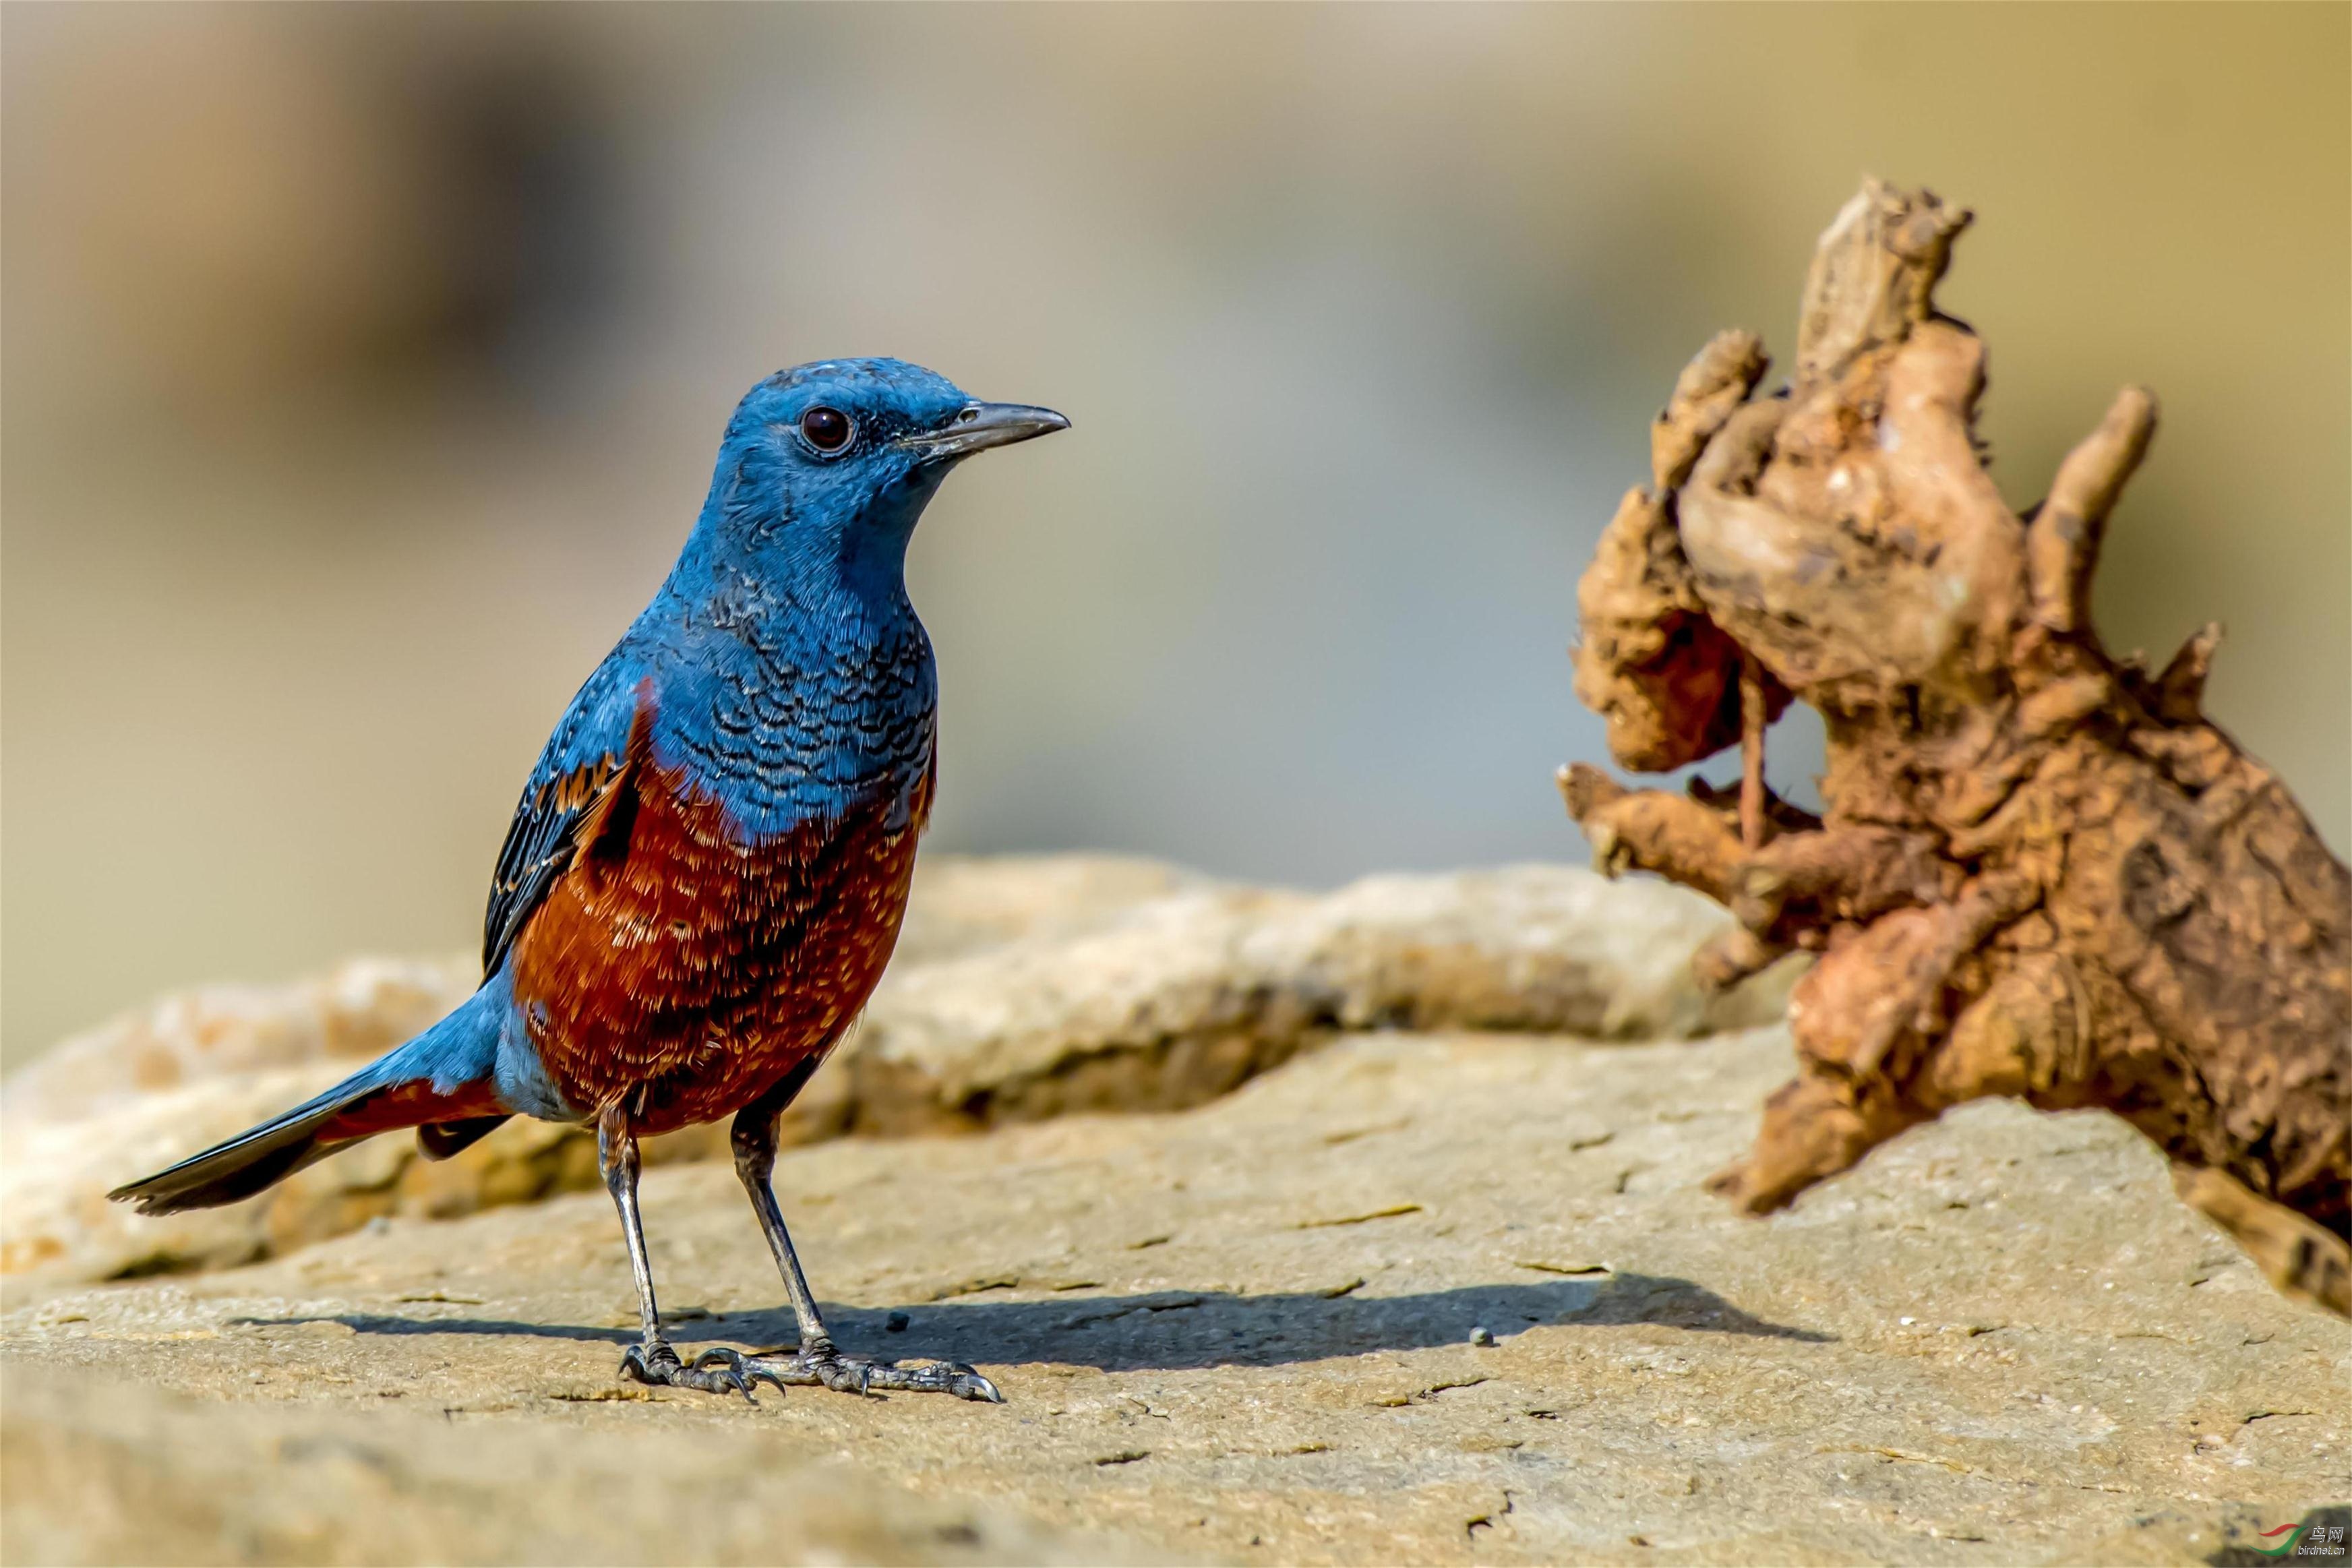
108 979 512 1215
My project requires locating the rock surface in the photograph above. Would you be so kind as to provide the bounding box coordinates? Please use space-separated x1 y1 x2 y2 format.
1 1366 1158 1567
2 857 1792 1284
7 1027 2345 1565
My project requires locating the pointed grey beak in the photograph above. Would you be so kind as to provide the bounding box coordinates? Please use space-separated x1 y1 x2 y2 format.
901 401 1070 461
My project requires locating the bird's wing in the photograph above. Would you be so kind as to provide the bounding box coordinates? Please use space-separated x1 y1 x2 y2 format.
481 662 657 975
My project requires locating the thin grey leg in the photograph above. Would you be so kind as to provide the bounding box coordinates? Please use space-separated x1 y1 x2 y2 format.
600 1104 779 1402
731 1073 1002 1403
734 1101 833 1348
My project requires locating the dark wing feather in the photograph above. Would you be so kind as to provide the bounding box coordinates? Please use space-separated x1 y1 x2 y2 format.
481 663 655 974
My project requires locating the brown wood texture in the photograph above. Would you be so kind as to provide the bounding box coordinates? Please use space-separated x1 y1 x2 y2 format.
1562 181 2351 1316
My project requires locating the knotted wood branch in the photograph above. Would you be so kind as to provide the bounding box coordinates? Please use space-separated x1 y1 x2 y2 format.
1563 180 2351 1315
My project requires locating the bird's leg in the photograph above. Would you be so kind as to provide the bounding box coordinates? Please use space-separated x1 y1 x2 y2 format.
599 1105 781 1402
729 1077 1002 1402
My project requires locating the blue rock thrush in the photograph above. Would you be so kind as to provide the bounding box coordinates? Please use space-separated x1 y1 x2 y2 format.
112 360 1068 1404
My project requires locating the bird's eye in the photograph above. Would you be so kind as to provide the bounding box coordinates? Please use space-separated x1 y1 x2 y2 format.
800 406 853 454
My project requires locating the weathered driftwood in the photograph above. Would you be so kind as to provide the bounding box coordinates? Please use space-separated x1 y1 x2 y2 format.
1563 181 2351 1315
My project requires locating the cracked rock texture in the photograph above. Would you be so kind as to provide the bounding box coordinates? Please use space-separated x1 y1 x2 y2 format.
6 1025 2345 1565
1 856 1790 1283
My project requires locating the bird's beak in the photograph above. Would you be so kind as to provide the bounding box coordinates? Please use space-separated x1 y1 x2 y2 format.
899 402 1071 461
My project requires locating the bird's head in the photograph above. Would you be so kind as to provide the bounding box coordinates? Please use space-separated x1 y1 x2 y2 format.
694 357 1067 593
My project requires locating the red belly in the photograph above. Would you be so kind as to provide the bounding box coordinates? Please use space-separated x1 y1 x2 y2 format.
509 761 926 1136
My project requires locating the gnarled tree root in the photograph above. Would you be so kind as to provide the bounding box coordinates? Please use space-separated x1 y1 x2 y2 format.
1563 181 2350 1317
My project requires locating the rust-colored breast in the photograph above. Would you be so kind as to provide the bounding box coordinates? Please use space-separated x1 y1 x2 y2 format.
509 757 930 1137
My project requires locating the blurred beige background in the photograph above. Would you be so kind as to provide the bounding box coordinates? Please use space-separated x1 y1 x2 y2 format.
5 3 2346 1070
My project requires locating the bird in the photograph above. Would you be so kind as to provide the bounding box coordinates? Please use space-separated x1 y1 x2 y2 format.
111 359 1068 1404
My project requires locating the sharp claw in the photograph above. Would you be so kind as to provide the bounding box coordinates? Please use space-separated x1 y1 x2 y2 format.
613 1341 787 1405
686 1346 764 1404
704 1347 785 1396
642 1338 998 1404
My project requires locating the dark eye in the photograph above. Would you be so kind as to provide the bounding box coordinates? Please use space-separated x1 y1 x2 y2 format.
800 406 853 453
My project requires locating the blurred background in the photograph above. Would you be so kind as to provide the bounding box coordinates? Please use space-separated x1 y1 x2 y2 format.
5 4 2345 1070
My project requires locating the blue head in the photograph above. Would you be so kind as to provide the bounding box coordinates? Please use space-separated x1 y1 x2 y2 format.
687 357 1066 599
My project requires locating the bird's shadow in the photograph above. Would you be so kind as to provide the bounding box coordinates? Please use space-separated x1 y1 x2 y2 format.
235 1271 1829 1373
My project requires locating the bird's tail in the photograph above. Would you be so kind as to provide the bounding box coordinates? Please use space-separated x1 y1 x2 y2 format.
108 980 514 1215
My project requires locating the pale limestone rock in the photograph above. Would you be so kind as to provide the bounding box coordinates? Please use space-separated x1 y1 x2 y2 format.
1 1365 1162 1566
892 852 1221 965
4 1029 2341 1565
1 1066 600 1278
1 956 476 1133
3 859 1789 1285
0 855 1188 1138
845 866 1792 1133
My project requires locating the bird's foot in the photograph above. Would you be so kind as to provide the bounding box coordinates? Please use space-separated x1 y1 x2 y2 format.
618 1339 787 1403
746 1335 1003 1402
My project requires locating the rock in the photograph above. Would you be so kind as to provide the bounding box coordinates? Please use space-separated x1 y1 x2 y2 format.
1 956 476 1133
891 853 1222 966
5 1027 2340 1565
1 1065 604 1278
3 858 1792 1284
841 865 1792 1135
2067 1506 2352 1567
0 855 1195 1141
0 1366 1158 1566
